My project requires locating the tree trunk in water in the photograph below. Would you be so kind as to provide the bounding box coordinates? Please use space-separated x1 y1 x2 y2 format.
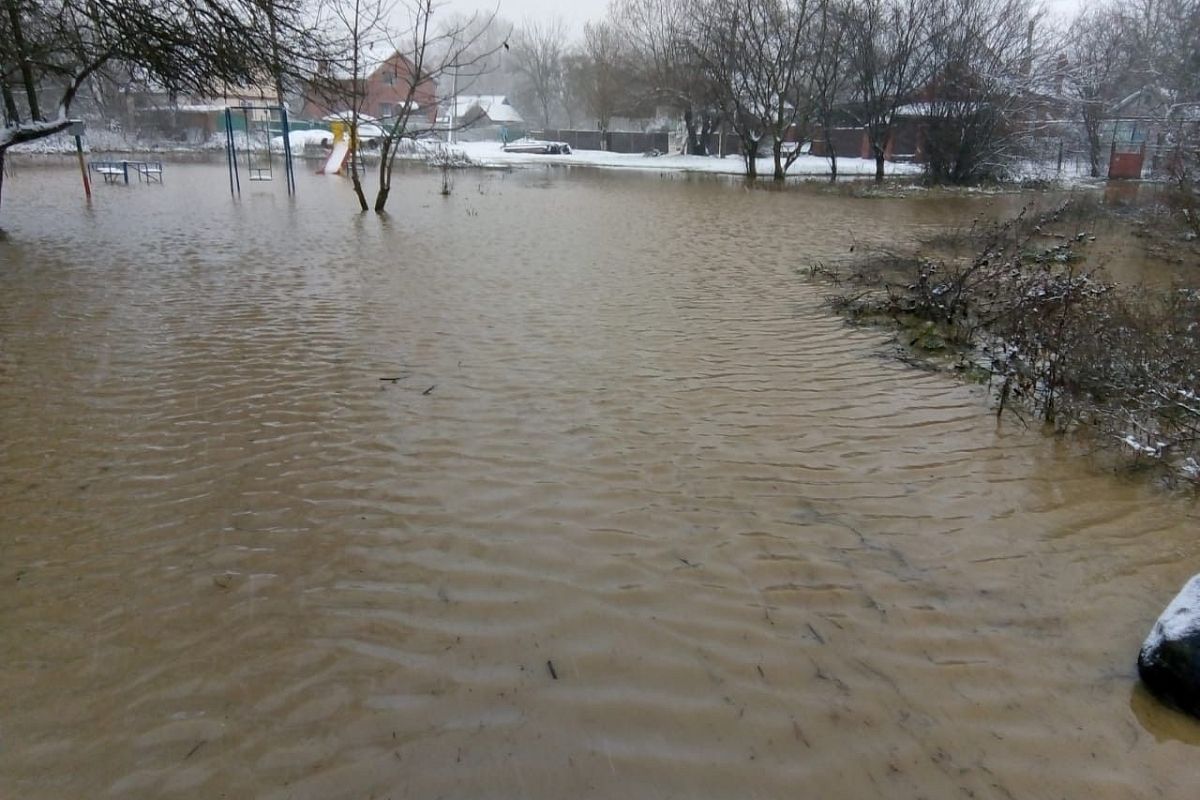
0 148 6 214
350 170 368 211
772 139 785 181
875 151 885 183
744 142 757 178
374 138 392 213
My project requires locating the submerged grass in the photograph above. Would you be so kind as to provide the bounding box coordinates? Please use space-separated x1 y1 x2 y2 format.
815 194 1200 488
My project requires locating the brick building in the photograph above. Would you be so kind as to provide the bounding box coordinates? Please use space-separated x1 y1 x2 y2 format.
301 47 437 127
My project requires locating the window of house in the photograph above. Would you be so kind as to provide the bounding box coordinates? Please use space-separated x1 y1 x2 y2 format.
380 103 394 118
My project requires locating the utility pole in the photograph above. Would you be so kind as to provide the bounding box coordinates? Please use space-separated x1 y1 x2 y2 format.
448 64 458 145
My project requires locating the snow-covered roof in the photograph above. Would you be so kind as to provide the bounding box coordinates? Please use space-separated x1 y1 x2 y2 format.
893 101 983 117
1109 87 1200 122
894 102 933 117
452 95 523 124
1113 86 1175 116
322 111 378 123
146 103 230 113
380 100 422 115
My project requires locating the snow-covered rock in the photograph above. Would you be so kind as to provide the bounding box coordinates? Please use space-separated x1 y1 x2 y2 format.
1138 574 1200 718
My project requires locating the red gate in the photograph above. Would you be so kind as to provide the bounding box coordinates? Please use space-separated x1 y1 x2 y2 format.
1108 140 1146 179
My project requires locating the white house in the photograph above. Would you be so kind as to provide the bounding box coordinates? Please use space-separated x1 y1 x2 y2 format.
439 95 524 140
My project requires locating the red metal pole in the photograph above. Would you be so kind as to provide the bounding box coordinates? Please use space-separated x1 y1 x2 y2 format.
75 134 91 201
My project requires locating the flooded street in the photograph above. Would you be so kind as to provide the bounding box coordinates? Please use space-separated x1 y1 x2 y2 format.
1 161 1198 798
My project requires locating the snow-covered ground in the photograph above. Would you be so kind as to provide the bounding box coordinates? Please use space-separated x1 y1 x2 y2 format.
10 128 1092 186
272 129 336 150
7 126 231 154
453 140 922 179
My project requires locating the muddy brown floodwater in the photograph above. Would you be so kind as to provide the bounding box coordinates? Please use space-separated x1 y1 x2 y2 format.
1 161 1198 799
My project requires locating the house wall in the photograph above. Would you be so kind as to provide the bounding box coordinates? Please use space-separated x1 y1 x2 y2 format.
299 80 344 120
299 53 437 125
698 132 762 157
810 128 870 159
809 122 928 162
363 53 437 124
889 123 922 160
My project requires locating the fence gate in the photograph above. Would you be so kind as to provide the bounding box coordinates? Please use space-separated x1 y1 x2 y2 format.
1108 140 1146 179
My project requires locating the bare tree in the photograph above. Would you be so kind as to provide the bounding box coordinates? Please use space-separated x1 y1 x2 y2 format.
743 0 821 181
846 0 930 182
577 19 627 136
810 0 853 181
558 50 585 128
510 16 566 129
613 0 720 154
309 0 505 212
309 0 391 210
691 0 822 180
373 2 504 212
690 0 758 175
1062 5 1130 177
1118 0 1200 96
921 0 1049 183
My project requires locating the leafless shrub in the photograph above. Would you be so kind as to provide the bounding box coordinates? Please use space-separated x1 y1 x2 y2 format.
1166 170 1200 238
827 198 1200 485
424 143 478 168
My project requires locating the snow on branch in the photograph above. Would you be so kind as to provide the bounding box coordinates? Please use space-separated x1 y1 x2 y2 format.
0 117 75 151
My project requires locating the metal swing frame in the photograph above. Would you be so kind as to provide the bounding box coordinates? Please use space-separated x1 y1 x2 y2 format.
224 105 296 197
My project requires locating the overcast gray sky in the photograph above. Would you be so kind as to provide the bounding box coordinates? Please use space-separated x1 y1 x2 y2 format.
442 0 1083 39
441 0 605 34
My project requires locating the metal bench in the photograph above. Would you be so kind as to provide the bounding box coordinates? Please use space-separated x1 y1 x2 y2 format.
87 160 164 185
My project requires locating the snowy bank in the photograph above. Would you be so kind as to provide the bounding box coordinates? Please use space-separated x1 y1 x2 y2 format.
8 126 233 154
452 141 922 179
